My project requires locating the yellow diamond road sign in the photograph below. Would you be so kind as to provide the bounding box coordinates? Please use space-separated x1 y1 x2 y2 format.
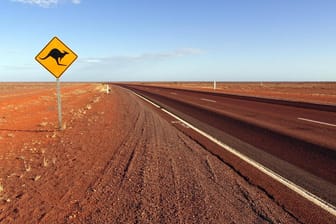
35 36 77 78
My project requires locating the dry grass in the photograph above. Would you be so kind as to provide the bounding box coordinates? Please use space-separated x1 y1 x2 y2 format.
62 122 67 130
24 160 31 172
39 121 48 127
95 84 110 93
72 89 88 95
43 157 48 167
7 133 15 138
85 104 92 110
92 96 101 103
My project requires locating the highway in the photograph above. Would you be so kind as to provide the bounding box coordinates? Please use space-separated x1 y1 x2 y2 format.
119 84 336 209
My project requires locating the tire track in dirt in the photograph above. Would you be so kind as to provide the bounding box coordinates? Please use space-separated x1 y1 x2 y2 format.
164 135 210 224
176 127 301 224
72 93 151 223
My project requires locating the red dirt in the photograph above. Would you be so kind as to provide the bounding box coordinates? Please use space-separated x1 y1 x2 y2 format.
0 83 332 223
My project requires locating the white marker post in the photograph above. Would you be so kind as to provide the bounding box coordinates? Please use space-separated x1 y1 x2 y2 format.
213 80 216 90
106 84 109 94
56 78 63 130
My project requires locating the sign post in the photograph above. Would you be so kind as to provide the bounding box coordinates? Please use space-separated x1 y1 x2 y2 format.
56 78 63 129
35 36 77 130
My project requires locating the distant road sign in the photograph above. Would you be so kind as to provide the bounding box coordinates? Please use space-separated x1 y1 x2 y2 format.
35 36 77 78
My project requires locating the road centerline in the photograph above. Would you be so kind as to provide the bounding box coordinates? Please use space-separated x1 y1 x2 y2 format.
298 117 336 128
200 98 216 103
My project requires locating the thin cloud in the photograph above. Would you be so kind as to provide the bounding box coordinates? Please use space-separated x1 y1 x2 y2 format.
11 0 81 8
71 0 80 4
82 48 204 64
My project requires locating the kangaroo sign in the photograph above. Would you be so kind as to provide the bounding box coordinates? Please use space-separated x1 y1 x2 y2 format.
35 37 77 130
35 36 77 78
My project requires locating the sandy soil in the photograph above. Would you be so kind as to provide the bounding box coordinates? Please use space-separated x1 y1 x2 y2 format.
0 83 302 223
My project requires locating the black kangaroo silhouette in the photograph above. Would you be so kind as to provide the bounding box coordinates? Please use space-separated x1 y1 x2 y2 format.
40 48 69 66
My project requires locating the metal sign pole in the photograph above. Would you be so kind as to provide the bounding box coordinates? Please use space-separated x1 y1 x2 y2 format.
56 78 63 130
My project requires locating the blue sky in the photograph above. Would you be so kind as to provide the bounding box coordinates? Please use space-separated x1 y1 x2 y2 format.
0 0 335 81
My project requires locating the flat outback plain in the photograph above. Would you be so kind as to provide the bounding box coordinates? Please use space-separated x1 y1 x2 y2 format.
0 82 335 223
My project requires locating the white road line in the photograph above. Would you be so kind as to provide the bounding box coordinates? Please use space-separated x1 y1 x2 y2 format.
298 117 336 128
200 98 217 103
134 92 336 217
133 92 161 108
171 120 190 128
